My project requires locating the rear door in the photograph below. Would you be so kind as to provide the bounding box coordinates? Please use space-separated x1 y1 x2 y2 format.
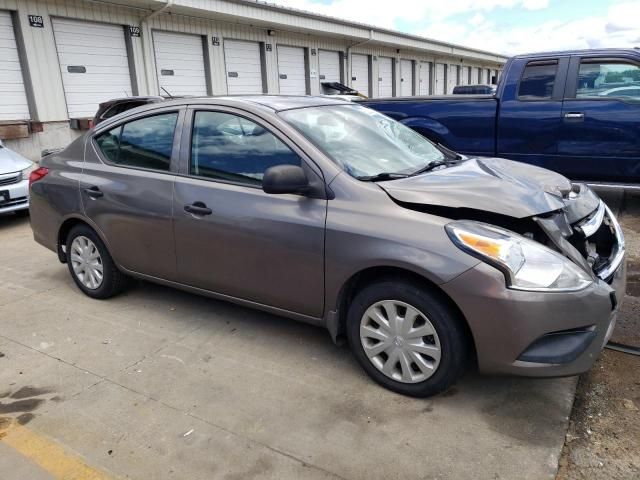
83 108 183 280
153 31 208 96
496 57 568 172
277 45 307 95
559 55 640 182
172 107 326 317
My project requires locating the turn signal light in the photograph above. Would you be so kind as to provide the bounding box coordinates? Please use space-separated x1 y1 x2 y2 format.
29 167 49 188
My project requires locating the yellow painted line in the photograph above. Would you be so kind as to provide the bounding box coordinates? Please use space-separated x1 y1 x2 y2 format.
0 418 114 480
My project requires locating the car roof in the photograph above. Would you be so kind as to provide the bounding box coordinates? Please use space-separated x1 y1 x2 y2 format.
151 95 349 112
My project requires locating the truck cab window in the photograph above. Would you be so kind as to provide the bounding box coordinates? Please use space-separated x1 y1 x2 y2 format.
576 61 640 101
518 61 558 100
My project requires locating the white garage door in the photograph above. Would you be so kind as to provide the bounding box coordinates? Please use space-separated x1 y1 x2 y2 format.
224 39 263 94
318 50 340 84
378 56 393 97
460 66 469 86
419 62 431 95
351 54 369 97
153 31 207 97
400 59 413 96
52 18 132 118
448 65 459 92
473 67 481 84
277 45 306 95
435 63 446 95
0 12 29 120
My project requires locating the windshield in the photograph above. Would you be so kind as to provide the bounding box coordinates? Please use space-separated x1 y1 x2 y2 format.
279 104 446 179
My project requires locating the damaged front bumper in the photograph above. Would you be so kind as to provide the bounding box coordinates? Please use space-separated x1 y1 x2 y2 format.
442 258 624 377
442 185 626 377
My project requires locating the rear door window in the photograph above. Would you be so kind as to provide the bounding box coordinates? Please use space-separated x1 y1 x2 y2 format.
190 111 300 186
518 61 558 100
94 113 178 171
576 61 640 101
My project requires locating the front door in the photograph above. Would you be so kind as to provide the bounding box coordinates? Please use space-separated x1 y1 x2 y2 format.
173 108 326 317
496 57 567 173
82 109 182 280
559 55 640 183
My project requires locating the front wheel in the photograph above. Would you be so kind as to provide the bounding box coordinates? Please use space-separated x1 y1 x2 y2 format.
346 279 469 397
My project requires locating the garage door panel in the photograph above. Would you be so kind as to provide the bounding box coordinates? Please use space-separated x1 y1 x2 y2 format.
153 31 207 97
224 39 263 95
377 56 393 97
318 50 340 84
277 45 306 95
435 63 446 95
400 59 413 96
53 18 133 118
419 62 430 95
351 54 369 96
0 11 29 120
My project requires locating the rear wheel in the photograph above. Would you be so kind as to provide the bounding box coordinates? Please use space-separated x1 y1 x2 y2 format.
65 224 128 299
346 279 469 397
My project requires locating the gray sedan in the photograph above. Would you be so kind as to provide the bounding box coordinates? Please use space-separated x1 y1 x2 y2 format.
29 96 625 397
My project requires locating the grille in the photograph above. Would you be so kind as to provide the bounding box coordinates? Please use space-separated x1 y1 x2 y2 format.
572 202 625 281
0 173 21 187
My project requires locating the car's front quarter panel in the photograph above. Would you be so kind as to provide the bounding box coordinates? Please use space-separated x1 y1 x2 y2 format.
441 260 624 376
323 173 481 317
30 137 86 253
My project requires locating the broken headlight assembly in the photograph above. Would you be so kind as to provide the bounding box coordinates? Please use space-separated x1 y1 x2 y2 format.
446 220 593 292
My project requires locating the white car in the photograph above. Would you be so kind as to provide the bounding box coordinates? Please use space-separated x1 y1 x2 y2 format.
0 139 35 215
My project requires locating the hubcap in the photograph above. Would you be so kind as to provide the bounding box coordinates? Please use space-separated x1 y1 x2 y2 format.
359 300 441 383
70 236 103 290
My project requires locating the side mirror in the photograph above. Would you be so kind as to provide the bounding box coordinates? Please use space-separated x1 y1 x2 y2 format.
262 165 310 195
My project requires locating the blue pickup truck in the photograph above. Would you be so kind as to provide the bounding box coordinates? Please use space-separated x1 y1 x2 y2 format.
363 49 640 184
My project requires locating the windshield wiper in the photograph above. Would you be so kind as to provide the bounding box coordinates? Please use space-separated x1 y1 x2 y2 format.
408 160 448 177
357 172 409 182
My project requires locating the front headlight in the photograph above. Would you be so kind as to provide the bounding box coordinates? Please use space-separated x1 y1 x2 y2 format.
446 220 593 292
20 163 37 181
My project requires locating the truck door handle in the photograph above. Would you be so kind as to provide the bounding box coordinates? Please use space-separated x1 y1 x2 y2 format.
84 186 103 198
184 201 212 216
564 112 585 121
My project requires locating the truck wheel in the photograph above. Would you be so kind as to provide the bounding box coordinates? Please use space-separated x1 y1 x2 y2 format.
346 279 469 397
65 224 128 299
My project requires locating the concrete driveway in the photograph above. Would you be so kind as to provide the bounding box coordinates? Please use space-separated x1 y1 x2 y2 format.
0 214 578 480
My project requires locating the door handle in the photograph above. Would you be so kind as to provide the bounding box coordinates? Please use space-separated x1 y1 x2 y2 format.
184 201 212 216
564 112 585 120
84 186 103 198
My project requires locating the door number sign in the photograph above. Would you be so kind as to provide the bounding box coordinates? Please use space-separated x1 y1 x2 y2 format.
28 15 44 28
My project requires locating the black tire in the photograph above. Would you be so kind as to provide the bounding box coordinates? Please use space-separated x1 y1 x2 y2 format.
346 279 469 398
65 224 128 299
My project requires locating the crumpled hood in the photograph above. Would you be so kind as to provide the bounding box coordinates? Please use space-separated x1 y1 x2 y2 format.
0 144 32 174
379 157 575 219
